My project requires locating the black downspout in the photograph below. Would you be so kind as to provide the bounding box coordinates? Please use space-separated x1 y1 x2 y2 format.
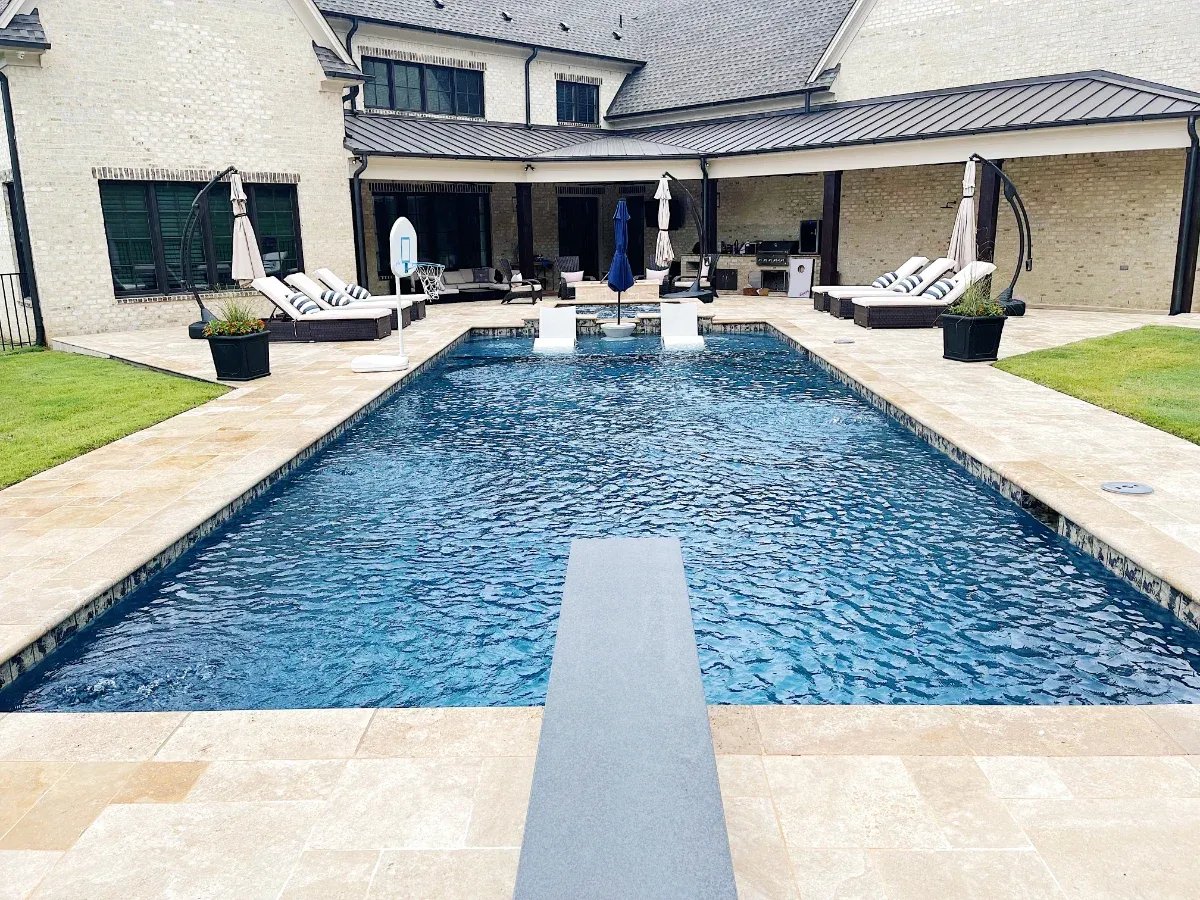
343 17 360 112
350 155 369 289
1171 116 1200 316
524 47 539 128
0 71 43 346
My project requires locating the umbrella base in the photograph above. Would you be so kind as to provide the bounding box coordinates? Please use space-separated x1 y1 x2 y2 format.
600 322 636 340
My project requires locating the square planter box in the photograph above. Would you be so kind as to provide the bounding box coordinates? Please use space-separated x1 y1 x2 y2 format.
942 314 1006 362
207 330 271 380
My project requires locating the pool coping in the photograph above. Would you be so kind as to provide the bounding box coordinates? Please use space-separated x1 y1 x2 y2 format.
1 316 1196 691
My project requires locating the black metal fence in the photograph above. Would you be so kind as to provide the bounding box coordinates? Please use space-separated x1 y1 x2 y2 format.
0 271 35 350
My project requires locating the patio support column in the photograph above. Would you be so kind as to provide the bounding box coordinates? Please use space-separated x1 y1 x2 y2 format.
703 177 718 254
976 158 1004 296
1171 117 1199 315
820 171 842 286
516 183 536 280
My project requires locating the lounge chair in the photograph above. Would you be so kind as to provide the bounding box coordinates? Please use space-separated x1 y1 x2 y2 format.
827 258 955 318
671 254 715 292
812 256 928 312
533 305 576 352
251 276 392 342
499 259 544 304
661 301 704 350
852 261 998 329
557 256 584 300
314 268 426 320
286 272 411 330
663 253 720 304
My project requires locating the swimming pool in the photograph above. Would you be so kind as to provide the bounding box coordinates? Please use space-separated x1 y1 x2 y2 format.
571 303 661 318
5 334 1199 711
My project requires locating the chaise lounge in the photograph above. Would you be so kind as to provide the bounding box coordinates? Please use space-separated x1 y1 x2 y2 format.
314 268 426 320
812 256 928 312
826 259 956 318
285 272 411 330
251 277 392 342
851 261 997 329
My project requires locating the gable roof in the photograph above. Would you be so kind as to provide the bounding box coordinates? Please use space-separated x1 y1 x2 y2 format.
606 0 856 120
316 0 646 63
0 10 46 49
345 71 1200 161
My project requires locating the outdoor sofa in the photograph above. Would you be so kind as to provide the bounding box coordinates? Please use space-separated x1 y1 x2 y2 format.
851 261 997 329
314 268 426 320
285 273 411 330
251 277 392 342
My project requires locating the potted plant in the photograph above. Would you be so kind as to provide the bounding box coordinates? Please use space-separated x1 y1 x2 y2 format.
203 299 270 380
941 283 1007 362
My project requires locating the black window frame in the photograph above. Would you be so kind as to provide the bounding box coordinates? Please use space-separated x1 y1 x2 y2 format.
99 179 304 298
360 56 486 118
372 190 493 278
556 80 600 126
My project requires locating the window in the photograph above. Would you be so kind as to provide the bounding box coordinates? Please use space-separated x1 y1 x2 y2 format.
99 180 303 297
557 80 599 125
373 191 491 277
360 56 485 118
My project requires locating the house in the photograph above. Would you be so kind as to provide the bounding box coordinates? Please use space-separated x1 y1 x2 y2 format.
1 0 1198 340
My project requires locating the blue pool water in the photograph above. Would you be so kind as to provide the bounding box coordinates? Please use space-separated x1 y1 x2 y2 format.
572 303 661 318
5 334 1200 711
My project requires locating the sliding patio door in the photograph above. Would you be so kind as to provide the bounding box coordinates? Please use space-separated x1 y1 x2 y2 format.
373 190 491 277
558 196 600 278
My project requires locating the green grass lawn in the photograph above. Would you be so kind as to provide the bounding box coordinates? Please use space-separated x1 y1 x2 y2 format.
0 348 228 489
994 325 1200 444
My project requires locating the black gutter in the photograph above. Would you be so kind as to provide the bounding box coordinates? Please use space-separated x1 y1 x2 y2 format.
524 47 539 129
1171 115 1199 315
0 70 43 346
321 13 644 66
343 17 360 112
350 155 370 288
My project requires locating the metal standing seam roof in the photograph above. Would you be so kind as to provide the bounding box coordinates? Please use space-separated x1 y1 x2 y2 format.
344 71 1200 162
314 42 363 80
0 11 48 50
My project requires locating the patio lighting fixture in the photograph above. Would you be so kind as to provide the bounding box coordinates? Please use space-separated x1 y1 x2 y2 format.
969 153 1033 303
1102 482 1154 495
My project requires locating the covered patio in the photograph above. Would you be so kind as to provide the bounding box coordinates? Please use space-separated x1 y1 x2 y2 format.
345 71 1200 316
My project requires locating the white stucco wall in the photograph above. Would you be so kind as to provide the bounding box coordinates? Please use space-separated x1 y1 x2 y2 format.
833 0 1200 102
5 0 356 337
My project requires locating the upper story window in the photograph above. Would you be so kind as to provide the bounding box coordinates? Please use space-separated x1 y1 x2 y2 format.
363 56 485 118
557 80 599 125
99 180 302 297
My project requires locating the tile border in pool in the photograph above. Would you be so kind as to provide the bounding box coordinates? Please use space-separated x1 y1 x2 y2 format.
1 320 1196 692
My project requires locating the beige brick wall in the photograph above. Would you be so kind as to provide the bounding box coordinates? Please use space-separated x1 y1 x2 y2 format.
9 0 356 338
834 0 1200 102
838 151 1193 312
715 175 823 247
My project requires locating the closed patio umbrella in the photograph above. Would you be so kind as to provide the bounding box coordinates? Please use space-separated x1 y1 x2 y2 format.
948 159 977 273
230 173 266 283
608 200 636 325
654 175 675 269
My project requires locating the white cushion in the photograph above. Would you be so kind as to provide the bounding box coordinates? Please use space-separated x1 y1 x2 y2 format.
562 270 584 284
644 268 668 284
443 270 469 285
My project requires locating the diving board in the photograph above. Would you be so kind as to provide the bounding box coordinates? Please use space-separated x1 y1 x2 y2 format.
514 538 736 900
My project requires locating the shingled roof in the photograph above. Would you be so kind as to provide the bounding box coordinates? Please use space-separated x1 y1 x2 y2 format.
314 42 363 80
0 10 48 50
316 0 646 62
606 0 856 120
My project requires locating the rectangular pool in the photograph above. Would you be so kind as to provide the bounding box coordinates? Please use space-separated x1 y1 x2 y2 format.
4 334 1199 710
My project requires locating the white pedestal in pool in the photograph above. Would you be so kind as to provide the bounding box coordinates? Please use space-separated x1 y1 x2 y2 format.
600 322 636 340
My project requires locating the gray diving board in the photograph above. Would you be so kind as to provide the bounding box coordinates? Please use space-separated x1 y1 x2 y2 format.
514 538 737 900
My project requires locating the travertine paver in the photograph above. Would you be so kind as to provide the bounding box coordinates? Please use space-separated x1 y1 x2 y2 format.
0 706 1195 898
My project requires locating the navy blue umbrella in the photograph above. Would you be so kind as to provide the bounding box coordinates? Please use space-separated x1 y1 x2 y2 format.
607 200 636 324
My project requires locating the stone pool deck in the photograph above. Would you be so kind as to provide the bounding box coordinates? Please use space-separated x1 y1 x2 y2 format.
1 705 1199 898
2 297 1200 896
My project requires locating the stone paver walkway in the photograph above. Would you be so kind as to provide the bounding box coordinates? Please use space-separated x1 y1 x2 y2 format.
1 705 1198 899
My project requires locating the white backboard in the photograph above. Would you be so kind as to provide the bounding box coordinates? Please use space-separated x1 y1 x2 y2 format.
390 217 419 279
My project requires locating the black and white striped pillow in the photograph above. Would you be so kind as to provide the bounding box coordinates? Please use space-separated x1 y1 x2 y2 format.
891 274 922 292
321 289 353 307
345 284 371 301
923 278 956 300
288 292 319 315
872 271 898 289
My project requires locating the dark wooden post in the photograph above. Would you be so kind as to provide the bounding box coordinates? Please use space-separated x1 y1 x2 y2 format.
1171 119 1199 315
976 158 1004 297
703 177 719 254
516 183 536 279
820 171 842 286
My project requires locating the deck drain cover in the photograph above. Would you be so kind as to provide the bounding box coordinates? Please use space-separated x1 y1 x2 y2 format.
1102 481 1154 495
833 338 855 344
